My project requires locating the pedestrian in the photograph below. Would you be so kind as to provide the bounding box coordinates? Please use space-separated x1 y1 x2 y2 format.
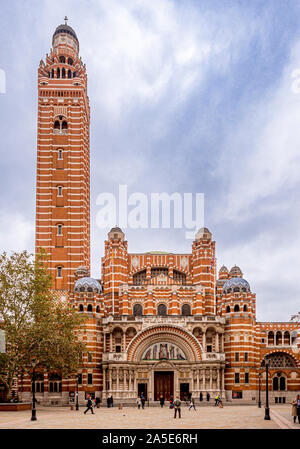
206 392 210 402
159 394 165 408
169 395 174 409
199 392 203 402
188 397 196 411
107 396 111 408
84 395 94 414
296 394 300 424
173 396 181 419
136 397 141 409
187 392 192 401
110 395 114 407
140 393 146 409
95 397 100 408
214 394 220 406
291 397 297 423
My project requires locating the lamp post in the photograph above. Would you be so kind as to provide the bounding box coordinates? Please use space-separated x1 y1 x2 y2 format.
264 359 270 420
31 358 37 421
258 372 261 408
76 374 79 411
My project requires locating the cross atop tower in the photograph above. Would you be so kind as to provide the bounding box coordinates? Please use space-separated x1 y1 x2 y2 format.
64 16 68 25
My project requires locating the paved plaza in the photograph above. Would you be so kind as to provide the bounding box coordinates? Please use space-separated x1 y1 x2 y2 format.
0 404 298 429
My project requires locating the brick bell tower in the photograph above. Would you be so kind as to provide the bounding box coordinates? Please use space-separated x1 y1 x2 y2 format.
35 18 90 291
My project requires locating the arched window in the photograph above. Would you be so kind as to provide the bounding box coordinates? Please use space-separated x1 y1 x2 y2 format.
62 121 68 129
87 304 93 312
57 267 62 278
49 373 62 393
87 352 92 362
57 68 60 78
268 331 274 346
68 57 73 65
68 69 72 78
59 56 65 63
243 305 248 312
58 149 63 159
53 117 68 133
280 376 286 391
181 304 191 316
54 120 60 129
96 305 100 313
57 186 63 197
226 305 231 313
234 304 240 312
79 304 83 312
51 69 54 78
273 376 278 391
57 224 62 235
283 331 290 345
133 304 143 316
276 331 282 346
291 331 297 346
33 373 44 393
62 68 66 79
157 304 167 316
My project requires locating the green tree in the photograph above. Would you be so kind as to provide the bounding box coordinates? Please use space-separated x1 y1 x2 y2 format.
0 250 86 402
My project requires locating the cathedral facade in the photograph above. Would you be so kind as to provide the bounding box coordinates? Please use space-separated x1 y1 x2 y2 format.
23 21 300 405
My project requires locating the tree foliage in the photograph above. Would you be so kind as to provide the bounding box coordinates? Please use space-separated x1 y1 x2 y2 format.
0 250 86 401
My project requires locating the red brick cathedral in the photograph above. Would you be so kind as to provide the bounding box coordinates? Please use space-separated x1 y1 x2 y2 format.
27 20 300 405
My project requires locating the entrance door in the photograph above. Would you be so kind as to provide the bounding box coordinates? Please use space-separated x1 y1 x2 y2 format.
180 383 189 401
138 383 147 399
154 371 174 401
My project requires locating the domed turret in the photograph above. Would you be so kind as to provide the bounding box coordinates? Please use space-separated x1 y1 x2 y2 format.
223 277 250 294
108 226 125 241
229 265 243 278
74 277 102 294
195 227 212 241
74 265 89 279
52 17 79 52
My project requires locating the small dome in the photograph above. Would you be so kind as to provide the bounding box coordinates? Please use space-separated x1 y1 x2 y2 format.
74 277 102 293
223 277 250 294
74 265 89 277
229 265 243 278
219 265 228 274
195 227 212 241
53 24 78 45
108 226 125 241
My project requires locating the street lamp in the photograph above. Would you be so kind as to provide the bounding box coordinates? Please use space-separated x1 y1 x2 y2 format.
264 359 270 420
258 372 261 408
31 358 37 421
76 374 79 411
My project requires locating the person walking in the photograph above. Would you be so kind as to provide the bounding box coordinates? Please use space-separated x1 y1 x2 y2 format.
107 396 111 408
169 395 174 409
206 392 210 402
199 392 203 402
159 394 165 408
136 396 142 409
84 395 94 414
140 393 146 409
291 397 297 423
95 397 100 408
214 394 220 406
174 396 181 419
188 397 196 411
296 394 300 424
110 395 114 407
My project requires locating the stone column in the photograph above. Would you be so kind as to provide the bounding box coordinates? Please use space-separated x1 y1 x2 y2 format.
202 369 205 391
109 368 112 394
133 371 137 397
202 331 206 352
197 370 199 392
116 368 119 393
123 331 126 352
129 370 132 397
110 334 113 352
216 333 219 353
209 368 212 390
103 368 106 398
217 368 220 392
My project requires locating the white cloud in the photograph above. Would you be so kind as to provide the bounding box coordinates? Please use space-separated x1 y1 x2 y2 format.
0 212 34 254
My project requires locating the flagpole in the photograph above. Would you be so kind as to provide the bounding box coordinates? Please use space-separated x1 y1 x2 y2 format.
111 251 114 315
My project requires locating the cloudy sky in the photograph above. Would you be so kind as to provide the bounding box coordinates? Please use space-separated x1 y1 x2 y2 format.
1 0 300 321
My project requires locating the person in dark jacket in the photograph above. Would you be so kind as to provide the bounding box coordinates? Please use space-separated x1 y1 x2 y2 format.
206 392 210 402
84 396 94 414
159 394 165 408
199 392 203 402
140 393 146 409
110 395 114 407
107 396 111 408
